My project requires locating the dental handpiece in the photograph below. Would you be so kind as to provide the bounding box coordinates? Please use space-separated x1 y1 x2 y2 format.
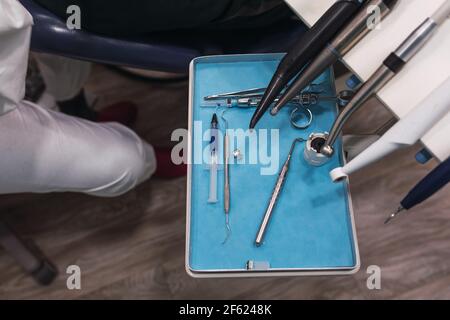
272 0 398 115
249 0 365 129
384 157 450 224
255 139 304 247
330 76 450 182
321 0 450 157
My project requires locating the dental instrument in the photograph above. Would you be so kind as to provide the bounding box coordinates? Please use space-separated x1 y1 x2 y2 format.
221 111 231 244
255 138 305 247
203 93 323 108
272 0 399 115
384 157 450 224
330 77 450 182
203 89 353 108
204 84 325 100
249 0 365 129
208 113 219 203
205 87 270 100
320 0 450 157
202 97 315 131
202 90 354 130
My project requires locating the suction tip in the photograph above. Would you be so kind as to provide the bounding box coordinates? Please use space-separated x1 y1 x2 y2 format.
330 167 348 182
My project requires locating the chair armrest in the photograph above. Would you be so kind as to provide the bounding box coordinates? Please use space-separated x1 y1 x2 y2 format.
19 0 201 73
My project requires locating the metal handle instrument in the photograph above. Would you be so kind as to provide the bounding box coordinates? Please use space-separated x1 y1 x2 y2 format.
321 0 450 157
221 111 231 244
255 138 304 247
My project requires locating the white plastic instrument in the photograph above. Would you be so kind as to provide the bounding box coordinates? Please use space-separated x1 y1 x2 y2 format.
330 76 450 182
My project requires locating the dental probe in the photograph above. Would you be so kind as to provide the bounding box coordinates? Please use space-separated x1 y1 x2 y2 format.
320 0 450 157
255 138 305 247
384 157 450 224
271 0 399 115
330 77 450 182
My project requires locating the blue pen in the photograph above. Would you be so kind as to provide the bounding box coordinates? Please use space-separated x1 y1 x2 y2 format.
385 157 450 224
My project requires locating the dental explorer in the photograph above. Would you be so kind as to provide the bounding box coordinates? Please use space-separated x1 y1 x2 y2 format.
221 111 231 244
384 157 450 224
271 0 399 115
249 0 365 129
207 114 219 203
320 0 450 158
330 77 450 182
255 138 305 247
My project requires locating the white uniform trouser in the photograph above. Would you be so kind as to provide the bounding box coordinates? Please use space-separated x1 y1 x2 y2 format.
0 1 156 197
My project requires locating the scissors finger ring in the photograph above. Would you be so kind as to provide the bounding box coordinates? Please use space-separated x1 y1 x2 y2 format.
290 106 313 130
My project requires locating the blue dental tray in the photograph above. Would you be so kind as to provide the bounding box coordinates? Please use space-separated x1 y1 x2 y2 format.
186 54 359 277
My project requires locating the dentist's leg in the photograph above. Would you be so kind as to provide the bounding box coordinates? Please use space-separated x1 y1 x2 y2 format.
35 53 98 120
35 53 138 125
34 53 91 102
1 0 156 196
0 101 156 197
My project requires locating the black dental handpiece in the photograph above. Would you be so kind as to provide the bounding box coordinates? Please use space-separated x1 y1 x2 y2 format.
249 0 365 129
272 0 399 115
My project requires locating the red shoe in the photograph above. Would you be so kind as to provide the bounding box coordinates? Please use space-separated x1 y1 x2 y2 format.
97 101 138 127
153 146 187 179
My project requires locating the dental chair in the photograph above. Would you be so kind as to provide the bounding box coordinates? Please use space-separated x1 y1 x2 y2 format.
20 0 307 74
0 218 56 286
0 0 307 285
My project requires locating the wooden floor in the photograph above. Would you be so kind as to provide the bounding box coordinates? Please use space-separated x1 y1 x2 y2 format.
0 65 448 299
